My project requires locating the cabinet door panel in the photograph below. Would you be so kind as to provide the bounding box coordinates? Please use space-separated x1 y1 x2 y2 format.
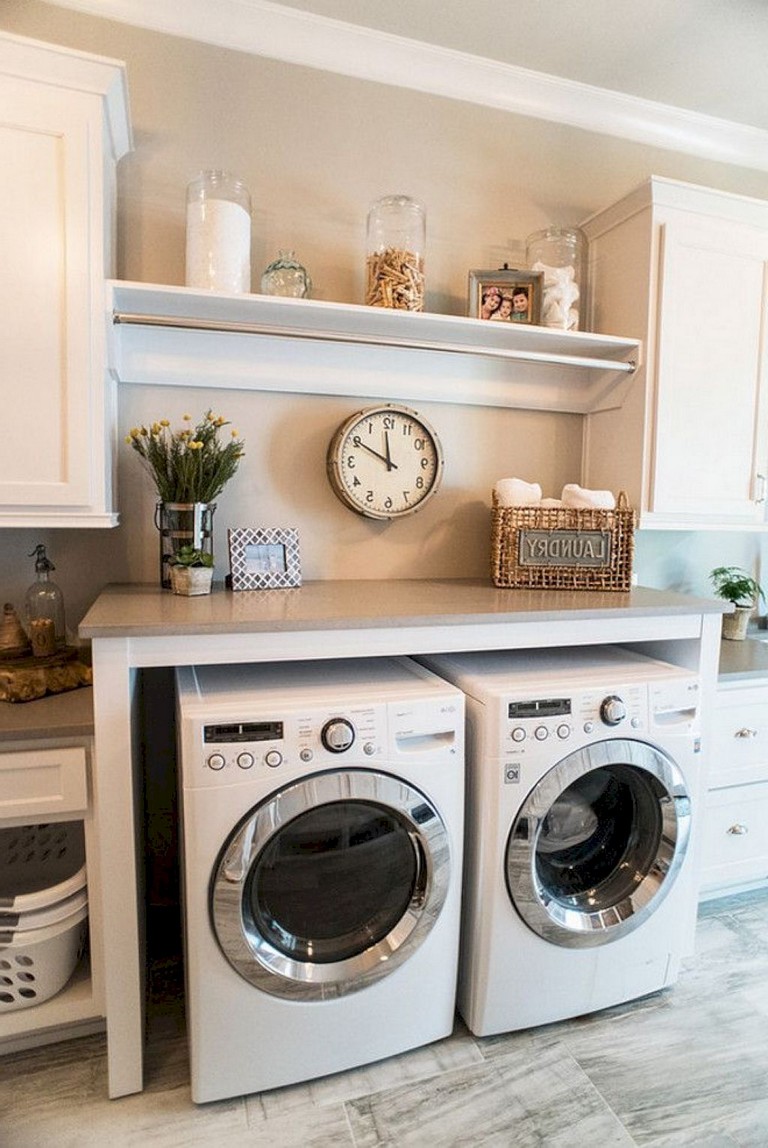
0 77 93 508
711 695 768 788
651 217 768 522
701 782 768 893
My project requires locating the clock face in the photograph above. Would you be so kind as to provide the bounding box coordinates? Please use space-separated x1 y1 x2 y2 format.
327 404 444 520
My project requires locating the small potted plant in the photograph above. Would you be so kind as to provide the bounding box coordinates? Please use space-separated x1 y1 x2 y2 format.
168 546 215 597
710 566 765 640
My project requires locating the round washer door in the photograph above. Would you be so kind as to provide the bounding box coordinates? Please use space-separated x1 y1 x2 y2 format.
211 768 451 999
506 738 691 948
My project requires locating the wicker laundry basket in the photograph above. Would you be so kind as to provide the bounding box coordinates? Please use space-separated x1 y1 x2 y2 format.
491 491 635 591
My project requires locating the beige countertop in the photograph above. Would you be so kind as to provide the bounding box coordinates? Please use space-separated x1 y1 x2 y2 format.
718 633 768 682
79 579 725 639
0 686 93 743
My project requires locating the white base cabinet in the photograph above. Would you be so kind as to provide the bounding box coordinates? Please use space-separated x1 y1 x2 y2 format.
700 680 768 895
0 33 131 528
0 735 105 1052
582 177 768 531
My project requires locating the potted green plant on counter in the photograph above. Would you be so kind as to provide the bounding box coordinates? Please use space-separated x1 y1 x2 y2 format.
710 566 765 640
125 411 244 589
168 546 215 597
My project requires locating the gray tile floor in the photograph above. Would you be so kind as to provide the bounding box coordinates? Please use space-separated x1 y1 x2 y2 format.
2 889 768 1147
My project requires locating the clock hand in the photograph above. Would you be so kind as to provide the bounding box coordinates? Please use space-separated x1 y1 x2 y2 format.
384 430 394 471
358 440 399 469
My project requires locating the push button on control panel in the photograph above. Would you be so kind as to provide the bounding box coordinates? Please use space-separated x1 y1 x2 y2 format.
265 750 282 768
534 726 548 741
511 727 526 743
237 752 254 770
207 753 226 771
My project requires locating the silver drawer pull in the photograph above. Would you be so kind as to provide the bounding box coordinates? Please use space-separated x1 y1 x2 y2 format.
727 823 749 836
735 728 758 738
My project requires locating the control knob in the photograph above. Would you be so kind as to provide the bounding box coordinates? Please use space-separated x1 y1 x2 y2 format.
321 717 355 753
600 695 627 726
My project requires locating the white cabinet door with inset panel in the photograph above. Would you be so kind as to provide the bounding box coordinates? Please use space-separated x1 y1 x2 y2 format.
583 177 768 530
701 680 768 896
0 33 131 527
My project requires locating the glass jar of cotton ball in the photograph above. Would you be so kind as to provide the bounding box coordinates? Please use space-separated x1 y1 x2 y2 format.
525 227 586 330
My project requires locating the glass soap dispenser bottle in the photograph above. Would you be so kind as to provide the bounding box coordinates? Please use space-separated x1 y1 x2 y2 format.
25 544 65 657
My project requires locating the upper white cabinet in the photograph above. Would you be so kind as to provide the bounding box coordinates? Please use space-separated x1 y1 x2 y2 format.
582 177 768 530
0 33 131 528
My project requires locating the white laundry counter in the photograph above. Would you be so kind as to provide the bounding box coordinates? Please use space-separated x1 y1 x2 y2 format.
79 578 725 1098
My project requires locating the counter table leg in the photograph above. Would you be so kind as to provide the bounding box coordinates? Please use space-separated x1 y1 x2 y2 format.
91 639 144 1098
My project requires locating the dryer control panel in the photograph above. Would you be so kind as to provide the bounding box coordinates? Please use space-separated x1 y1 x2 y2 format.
501 674 699 774
186 695 461 786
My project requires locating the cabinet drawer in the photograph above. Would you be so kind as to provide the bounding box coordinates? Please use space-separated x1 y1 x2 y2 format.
0 746 88 821
700 782 768 892
711 695 768 787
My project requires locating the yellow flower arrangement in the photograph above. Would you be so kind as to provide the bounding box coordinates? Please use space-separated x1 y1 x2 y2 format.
126 411 244 503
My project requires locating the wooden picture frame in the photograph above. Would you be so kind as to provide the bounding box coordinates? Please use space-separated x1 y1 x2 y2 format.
227 527 302 590
468 268 543 325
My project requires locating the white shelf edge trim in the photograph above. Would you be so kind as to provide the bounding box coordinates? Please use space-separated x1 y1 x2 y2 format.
112 310 637 375
45 0 768 172
108 281 639 414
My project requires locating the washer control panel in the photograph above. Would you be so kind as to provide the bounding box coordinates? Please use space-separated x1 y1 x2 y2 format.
199 706 379 777
505 681 648 753
192 692 460 784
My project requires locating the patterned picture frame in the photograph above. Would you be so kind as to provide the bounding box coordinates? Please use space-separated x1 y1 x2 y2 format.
227 527 302 590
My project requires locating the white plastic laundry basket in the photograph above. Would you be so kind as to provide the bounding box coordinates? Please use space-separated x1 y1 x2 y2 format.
0 822 88 1011
0 904 88 1011
0 822 86 911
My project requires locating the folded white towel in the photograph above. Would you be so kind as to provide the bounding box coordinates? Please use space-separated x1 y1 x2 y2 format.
494 478 542 507
561 483 616 510
540 498 563 508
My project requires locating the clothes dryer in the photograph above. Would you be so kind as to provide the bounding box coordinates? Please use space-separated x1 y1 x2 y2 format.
418 646 700 1036
175 657 464 1103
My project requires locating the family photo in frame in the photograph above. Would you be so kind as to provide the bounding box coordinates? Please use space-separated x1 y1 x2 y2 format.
468 268 543 325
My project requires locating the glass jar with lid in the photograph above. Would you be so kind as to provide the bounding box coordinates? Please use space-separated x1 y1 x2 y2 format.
525 226 586 330
366 195 426 311
260 250 312 298
186 170 252 293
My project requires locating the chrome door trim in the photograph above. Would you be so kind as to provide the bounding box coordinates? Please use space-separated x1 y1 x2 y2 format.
211 768 451 1000
506 738 691 949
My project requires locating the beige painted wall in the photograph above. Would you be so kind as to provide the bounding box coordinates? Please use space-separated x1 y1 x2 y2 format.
2 1 768 631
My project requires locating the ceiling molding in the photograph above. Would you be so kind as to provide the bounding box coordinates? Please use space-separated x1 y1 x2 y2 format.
45 0 768 172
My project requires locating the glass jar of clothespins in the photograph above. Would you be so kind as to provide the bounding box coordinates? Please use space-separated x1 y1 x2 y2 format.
365 195 426 311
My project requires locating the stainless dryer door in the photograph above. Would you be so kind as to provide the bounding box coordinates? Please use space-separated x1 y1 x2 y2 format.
506 739 691 948
211 769 451 999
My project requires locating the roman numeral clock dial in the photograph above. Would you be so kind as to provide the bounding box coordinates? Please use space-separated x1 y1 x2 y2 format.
327 404 444 520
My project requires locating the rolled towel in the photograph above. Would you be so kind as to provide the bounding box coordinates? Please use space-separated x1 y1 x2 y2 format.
540 497 564 508
561 483 616 510
494 478 542 507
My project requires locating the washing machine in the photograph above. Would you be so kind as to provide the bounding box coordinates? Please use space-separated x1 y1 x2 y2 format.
417 646 701 1036
175 656 464 1103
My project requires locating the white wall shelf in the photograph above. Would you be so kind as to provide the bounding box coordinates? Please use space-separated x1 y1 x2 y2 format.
109 281 640 414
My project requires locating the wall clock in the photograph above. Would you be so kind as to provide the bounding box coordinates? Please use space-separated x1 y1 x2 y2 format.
327 403 444 520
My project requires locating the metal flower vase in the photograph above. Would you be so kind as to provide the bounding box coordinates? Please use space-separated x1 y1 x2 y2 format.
155 502 216 589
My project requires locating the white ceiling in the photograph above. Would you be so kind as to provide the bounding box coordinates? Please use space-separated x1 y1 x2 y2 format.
274 0 768 129
40 0 768 169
